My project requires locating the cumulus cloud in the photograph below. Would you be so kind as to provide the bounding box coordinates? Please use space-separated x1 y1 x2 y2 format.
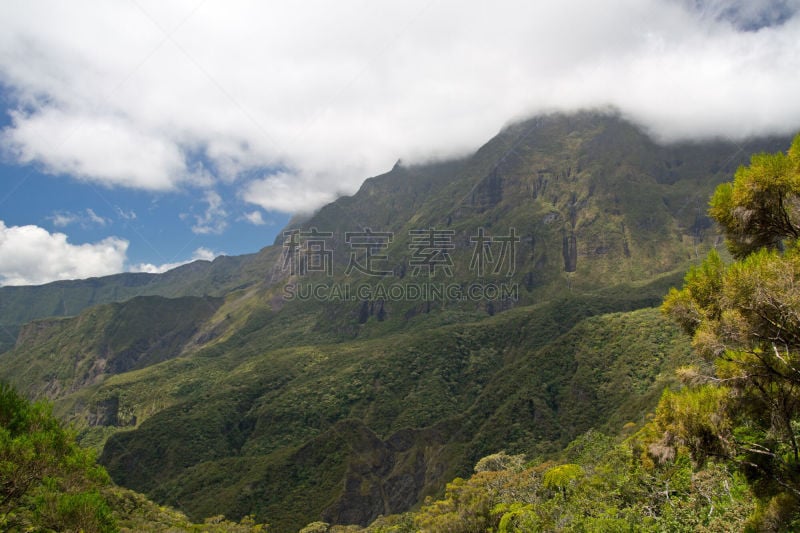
0 220 128 286
2 109 191 190
0 219 222 285
1 1 799 213
130 247 219 274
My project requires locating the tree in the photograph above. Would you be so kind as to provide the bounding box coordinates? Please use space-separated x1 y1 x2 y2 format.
708 134 800 258
0 382 116 532
662 133 800 507
542 464 585 500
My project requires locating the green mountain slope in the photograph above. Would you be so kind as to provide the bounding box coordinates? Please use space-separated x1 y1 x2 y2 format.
96 293 689 531
0 110 794 531
0 246 281 334
3 295 222 399
293 112 787 297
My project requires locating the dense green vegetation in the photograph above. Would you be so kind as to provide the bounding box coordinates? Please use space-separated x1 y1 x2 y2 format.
0 112 796 531
93 301 688 531
662 132 800 526
4 295 223 399
348 429 757 532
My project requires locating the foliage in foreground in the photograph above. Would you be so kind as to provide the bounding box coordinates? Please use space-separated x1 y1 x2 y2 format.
0 382 116 532
0 382 270 532
356 429 756 533
297 429 756 532
661 133 800 523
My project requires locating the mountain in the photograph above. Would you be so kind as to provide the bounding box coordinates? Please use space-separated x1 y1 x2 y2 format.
0 246 283 352
0 110 793 531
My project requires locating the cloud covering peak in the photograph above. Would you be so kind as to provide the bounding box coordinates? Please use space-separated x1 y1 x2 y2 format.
1 0 799 214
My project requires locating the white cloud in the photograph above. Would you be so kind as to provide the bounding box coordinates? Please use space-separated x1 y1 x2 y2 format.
191 247 217 261
86 208 107 226
49 213 79 228
2 109 189 190
1 1 799 213
241 210 267 225
130 247 219 274
242 172 337 214
48 208 109 228
114 207 137 221
189 190 228 235
0 220 128 286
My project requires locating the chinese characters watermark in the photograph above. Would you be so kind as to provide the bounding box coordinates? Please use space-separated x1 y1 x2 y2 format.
281 226 520 302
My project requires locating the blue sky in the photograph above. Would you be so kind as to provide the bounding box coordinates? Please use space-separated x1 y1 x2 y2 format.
0 151 289 270
1 0 799 286
0 92 289 273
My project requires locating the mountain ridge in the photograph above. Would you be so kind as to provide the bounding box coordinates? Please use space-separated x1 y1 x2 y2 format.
1 109 797 530
0 109 790 331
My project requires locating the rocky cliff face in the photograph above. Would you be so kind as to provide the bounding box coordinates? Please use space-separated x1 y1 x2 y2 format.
319 421 450 526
